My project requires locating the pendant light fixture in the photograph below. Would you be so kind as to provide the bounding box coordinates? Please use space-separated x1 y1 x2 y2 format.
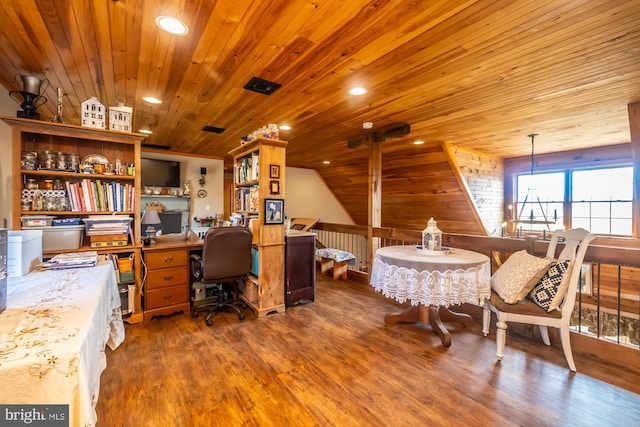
513 133 557 230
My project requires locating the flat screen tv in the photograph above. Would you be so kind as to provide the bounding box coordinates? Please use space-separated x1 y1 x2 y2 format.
141 158 181 188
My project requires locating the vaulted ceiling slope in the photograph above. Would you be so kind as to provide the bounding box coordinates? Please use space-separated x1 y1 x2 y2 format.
0 0 638 171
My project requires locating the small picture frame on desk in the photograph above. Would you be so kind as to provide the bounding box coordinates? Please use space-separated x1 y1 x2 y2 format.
264 198 284 224
269 164 280 179
269 180 280 195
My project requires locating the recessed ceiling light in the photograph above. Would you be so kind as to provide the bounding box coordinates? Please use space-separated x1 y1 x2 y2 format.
323 161 331 164
139 129 153 134
349 87 367 96
143 96 162 104
413 140 425 145
279 125 291 130
155 16 189 35
362 122 373 129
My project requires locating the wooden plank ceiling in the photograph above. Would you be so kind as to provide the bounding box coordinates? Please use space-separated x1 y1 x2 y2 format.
0 0 639 230
1 0 638 161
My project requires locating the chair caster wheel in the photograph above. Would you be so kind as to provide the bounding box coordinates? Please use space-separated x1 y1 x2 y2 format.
206 319 213 327
239 313 245 320
192 311 198 318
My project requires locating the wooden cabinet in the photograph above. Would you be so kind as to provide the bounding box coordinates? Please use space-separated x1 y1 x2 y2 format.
143 247 190 320
4 116 145 323
229 138 287 317
285 232 316 307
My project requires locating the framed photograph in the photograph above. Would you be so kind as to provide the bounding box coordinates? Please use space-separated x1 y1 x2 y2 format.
269 164 280 179
270 180 280 195
264 198 284 224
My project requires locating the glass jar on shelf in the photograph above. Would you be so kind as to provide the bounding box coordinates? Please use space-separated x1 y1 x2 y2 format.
55 152 68 170
25 178 38 190
21 151 37 170
57 196 70 211
268 123 279 140
68 153 80 171
39 150 56 169
44 196 57 211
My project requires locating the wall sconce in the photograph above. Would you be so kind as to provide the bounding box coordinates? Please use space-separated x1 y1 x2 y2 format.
199 167 206 187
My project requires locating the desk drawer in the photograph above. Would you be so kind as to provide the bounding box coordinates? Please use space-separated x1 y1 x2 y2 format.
146 266 188 290
146 285 188 310
145 249 188 269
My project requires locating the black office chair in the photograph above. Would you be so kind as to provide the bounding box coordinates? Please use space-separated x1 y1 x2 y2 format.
190 226 253 326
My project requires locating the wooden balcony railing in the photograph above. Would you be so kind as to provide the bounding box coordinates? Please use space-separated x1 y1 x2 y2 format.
311 222 640 367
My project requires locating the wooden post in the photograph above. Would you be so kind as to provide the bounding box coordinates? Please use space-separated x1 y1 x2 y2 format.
368 135 382 282
629 102 640 238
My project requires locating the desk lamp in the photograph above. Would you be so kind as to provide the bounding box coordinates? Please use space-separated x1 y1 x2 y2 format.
141 209 161 246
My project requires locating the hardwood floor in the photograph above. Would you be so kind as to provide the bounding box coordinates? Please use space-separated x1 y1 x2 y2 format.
96 274 640 427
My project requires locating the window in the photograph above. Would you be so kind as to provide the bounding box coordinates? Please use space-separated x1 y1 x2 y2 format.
572 167 633 235
514 166 633 236
515 172 564 232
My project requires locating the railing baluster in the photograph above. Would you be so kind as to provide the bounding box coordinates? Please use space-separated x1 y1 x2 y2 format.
309 222 639 348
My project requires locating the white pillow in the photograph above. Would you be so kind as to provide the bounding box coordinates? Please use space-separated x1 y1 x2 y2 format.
490 250 555 304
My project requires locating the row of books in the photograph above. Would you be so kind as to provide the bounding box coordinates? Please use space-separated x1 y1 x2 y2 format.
234 186 259 212
235 152 260 183
64 179 135 212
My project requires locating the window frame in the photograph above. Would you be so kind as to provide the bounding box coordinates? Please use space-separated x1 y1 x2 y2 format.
504 144 637 238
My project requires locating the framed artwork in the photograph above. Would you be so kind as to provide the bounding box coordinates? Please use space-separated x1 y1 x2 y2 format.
264 198 284 224
270 180 280 195
269 164 280 179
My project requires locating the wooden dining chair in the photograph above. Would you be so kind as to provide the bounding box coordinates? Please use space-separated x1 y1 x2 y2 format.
482 228 596 371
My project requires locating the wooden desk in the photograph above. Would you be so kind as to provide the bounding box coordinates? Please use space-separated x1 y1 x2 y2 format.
142 238 203 320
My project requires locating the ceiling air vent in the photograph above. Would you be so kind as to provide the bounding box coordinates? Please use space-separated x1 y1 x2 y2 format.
202 125 226 134
142 143 170 150
243 77 281 95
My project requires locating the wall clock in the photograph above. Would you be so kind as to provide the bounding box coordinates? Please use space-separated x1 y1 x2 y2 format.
197 189 207 198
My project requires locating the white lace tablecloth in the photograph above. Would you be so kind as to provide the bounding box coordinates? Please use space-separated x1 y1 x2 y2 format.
370 245 491 307
0 261 125 426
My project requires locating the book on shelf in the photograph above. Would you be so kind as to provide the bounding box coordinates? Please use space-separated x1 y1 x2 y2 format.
235 153 260 184
90 234 129 242
251 151 259 181
249 185 259 212
90 240 128 248
63 180 134 212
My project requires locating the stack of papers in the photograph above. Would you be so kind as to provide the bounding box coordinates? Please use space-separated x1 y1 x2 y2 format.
41 251 99 270
84 219 131 235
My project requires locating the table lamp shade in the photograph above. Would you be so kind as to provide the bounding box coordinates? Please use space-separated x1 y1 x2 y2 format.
141 209 161 242
141 209 161 225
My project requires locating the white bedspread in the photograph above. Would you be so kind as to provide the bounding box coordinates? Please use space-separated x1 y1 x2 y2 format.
0 261 125 426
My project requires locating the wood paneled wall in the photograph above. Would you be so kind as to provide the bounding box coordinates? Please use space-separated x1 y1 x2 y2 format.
318 141 491 236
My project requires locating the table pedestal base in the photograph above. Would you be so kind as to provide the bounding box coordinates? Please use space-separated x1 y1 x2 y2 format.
384 305 473 347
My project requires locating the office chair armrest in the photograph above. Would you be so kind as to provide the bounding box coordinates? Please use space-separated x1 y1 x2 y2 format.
190 253 203 281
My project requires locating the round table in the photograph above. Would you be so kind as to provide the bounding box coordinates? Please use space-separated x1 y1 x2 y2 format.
370 245 491 347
